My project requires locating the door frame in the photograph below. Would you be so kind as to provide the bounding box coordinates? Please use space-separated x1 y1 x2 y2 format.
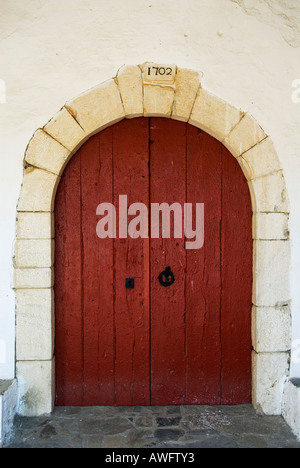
14 63 291 416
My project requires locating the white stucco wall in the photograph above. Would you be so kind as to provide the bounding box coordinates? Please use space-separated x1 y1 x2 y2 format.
0 0 300 381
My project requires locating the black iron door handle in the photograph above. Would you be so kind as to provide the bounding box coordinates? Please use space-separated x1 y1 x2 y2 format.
158 266 175 287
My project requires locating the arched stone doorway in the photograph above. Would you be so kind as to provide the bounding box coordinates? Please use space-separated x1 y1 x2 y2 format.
14 63 291 416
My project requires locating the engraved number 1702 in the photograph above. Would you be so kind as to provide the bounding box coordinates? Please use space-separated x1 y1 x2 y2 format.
148 66 173 76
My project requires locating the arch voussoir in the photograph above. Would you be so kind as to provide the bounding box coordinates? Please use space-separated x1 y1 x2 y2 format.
237 137 282 182
224 113 267 159
189 87 243 142
65 79 125 136
43 107 87 153
24 129 70 176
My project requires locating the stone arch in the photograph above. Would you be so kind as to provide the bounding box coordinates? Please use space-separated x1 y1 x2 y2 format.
14 63 291 416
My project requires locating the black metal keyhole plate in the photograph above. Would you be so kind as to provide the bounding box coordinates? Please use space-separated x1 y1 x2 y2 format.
126 278 135 289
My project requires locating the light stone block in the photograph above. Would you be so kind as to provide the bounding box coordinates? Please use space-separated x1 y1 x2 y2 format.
16 289 54 361
25 129 70 175
172 68 201 122
141 62 176 85
248 171 290 213
252 306 291 352
16 212 53 239
16 359 55 416
44 107 86 152
14 239 54 268
143 85 175 117
13 268 53 289
237 138 282 181
253 240 290 307
189 88 242 142
253 212 289 240
252 351 290 415
224 113 267 157
17 167 59 212
117 65 143 118
66 79 125 135
141 63 176 117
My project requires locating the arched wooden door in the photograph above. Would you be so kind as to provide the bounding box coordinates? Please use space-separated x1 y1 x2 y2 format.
54 117 252 407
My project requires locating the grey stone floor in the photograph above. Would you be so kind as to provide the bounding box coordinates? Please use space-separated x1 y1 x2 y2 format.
4 405 300 449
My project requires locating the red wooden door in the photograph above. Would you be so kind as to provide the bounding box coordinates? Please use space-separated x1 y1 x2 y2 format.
55 117 252 407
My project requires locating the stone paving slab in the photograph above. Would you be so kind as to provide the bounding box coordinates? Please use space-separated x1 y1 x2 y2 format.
4 405 300 448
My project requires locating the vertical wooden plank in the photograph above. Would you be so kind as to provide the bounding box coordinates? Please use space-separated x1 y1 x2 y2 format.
80 129 115 405
221 146 252 404
150 118 187 405
113 117 150 406
186 127 223 404
55 152 83 406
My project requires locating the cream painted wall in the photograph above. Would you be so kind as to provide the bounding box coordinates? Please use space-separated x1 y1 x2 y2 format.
0 0 300 379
